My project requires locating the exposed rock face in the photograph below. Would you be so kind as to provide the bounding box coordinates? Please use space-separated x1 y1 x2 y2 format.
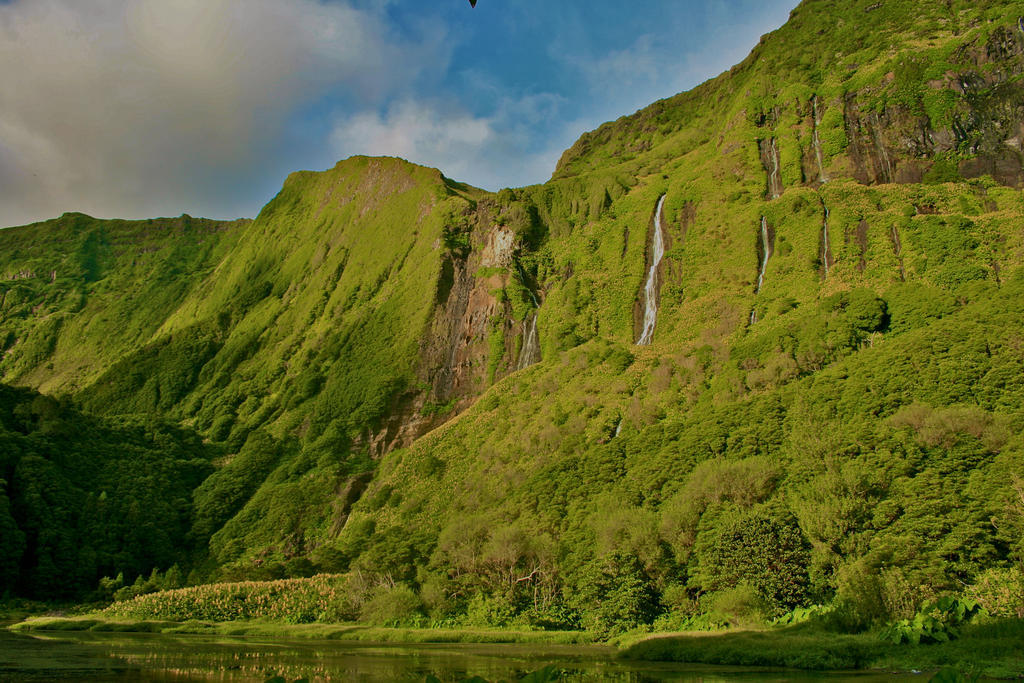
837 26 1024 187
362 203 540 455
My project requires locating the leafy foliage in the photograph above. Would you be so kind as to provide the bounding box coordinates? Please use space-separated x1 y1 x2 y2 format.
879 597 987 645
0 384 216 599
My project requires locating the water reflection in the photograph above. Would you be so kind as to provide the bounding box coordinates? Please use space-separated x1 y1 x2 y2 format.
0 629 909 682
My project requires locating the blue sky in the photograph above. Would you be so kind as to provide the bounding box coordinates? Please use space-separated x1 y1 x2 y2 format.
0 0 797 227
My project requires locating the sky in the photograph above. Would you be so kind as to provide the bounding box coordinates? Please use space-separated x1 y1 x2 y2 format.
0 0 798 227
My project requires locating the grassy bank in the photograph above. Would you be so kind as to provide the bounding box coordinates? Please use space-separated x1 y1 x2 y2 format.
7 616 597 645
619 620 1024 679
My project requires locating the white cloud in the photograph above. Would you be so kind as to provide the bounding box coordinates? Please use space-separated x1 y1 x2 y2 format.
330 95 571 191
0 0 447 226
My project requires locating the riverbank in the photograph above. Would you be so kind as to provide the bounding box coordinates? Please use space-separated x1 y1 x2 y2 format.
8 616 597 645
619 620 1024 679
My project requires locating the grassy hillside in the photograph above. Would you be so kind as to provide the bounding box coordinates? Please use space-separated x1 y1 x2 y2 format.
339 274 1024 632
0 0 1022 640
318 0 1024 633
0 213 247 394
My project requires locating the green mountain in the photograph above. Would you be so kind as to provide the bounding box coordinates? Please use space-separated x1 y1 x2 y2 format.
1 0 1022 632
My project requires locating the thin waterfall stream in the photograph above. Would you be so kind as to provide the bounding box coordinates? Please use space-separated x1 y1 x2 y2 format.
750 216 772 325
767 138 782 200
636 194 667 346
813 96 829 183
756 216 771 293
822 205 832 278
516 311 540 371
515 265 542 371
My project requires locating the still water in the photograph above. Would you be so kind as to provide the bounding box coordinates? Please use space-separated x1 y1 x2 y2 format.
0 629 911 682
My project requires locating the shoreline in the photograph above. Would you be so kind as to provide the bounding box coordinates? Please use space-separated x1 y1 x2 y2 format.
8 616 1024 678
8 616 599 645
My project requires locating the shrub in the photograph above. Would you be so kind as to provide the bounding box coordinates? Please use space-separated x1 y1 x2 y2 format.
568 553 658 638
358 583 423 626
965 567 1024 619
692 509 811 617
707 584 771 629
878 596 986 645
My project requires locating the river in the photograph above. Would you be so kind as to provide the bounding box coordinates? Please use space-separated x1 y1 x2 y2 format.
0 629 911 682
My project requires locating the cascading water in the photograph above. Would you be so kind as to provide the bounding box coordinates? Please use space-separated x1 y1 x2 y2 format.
768 138 782 200
514 263 542 371
516 312 540 371
636 194 667 346
812 96 829 184
755 216 771 293
822 206 832 278
871 114 894 183
750 216 772 325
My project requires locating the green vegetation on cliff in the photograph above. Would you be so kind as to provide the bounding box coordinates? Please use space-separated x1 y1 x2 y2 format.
1 0 1023 661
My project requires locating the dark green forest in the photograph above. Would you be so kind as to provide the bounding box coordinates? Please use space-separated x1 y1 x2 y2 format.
0 384 216 599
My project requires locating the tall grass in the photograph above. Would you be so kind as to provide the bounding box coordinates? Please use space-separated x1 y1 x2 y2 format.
102 574 354 623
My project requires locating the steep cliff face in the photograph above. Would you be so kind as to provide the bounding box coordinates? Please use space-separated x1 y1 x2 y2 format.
555 1 1024 191
361 190 548 456
835 23 1024 187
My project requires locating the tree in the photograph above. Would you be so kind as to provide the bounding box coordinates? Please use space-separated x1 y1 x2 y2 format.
0 483 26 594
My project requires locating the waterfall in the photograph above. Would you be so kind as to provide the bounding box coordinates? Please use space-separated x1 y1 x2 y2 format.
812 96 829 184
822 206 832 279
749 216 771 327
637 194 667 346
516 312 541 371
513 261 542 371
755 216 771 293
516 262 540 308
614 419 623 438
768 138 782 200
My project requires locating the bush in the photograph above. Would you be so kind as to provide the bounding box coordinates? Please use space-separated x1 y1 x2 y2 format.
965 567 1024 619
462 593 518 628
878 596 986 645
358 583 423 626
830 558 888 632
692 509 811 617
707 584 771 629
568 553 658 638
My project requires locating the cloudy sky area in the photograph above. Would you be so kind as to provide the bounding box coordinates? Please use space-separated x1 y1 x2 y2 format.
0 0 797 227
